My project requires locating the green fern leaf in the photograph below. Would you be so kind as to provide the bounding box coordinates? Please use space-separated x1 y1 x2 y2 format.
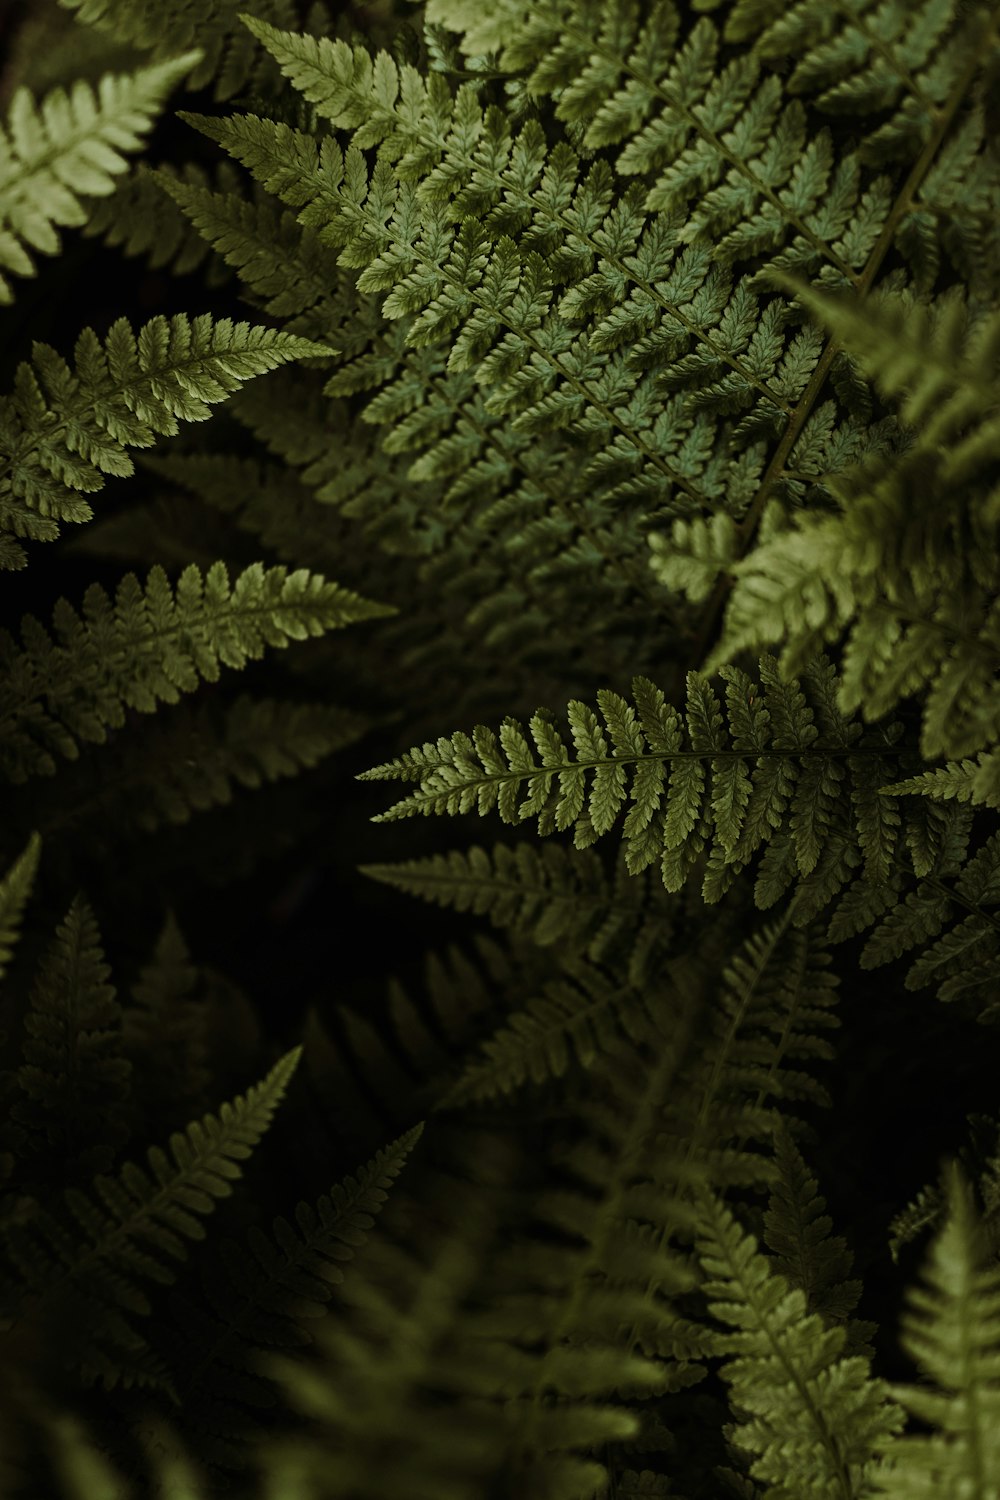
0 53 200 304
57 0 299 100
361 841 677 986
40 696 371 837
0 833 40 983
696 1191 903 1499
0 1048 301 1383
361 655 904 906
172 1124 423 1426
0 314 335 549
874 1164 1000 1498
764 1122 875 1355
0 561 388 782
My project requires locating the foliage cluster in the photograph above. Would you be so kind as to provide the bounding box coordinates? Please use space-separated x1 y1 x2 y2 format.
0 0 999 1496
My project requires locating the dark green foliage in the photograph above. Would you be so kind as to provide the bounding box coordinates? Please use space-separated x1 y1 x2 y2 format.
1 0 999 1495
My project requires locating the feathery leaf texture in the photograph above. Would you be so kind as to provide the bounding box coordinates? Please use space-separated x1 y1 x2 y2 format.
36 697 372 838
0 833 40 982
874 1165 1000 1497
362 653 911 902
0 53 200 304
0 314 335 558
8 896 131 1180
0 1048 301 1385
696 1192 903 1499
708 286 1000 765
764 1122 875 1355
0 561 389 782
82 161 242 285
855 829 1000 1019
441 906 839 1129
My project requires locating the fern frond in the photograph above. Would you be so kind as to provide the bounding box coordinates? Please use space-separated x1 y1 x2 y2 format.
57 0 299 100
753 0 990 165
888 1182 946 1264
648 512 739 602
123 913 212 1140
874 1164 1000 1498
8 896 131 1180
0 833 40 983
361 653 910 902
764 1121 875 1355
439 956 659 1106
36 696 370 840
879 749 1000 811
858 830 1000 1019
0 314 335 550
0 1047 301 1386
707 286 1000 764
442 903 838 1194
696 1191 903 1499
255 1211 544 1500
362 842 678 986
167 1126 423 1455
0 561 388 782
157 167 344 321
0 53 199 304
305 934 522 1147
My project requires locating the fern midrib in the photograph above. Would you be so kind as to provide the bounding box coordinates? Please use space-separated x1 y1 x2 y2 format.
673 11 998 693
0 586 330 726
0 89 147 216
380 742 911 810
708 1203 858 1500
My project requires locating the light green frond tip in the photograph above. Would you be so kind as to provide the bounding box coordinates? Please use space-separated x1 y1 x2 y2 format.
0 831 41 982
696 1190 903 1499
0 52 201 303
0 562 389 782
648 513 738 603
874 1164 1000 1498
0 313 337 554
880 750 1000 811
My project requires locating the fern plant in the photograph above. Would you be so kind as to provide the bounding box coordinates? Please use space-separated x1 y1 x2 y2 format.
2 0 1000 1495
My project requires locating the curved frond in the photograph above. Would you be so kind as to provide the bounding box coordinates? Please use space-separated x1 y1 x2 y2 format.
0 561 388 782
0 1048 301 1386
361 653 910 904
362 842 678 986
707 288 1000 764
0 53 199 304
166 1126 423 1458
764 1122 875 1355
57 0 299 100
0 314 335 552
696 1192 903 1499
